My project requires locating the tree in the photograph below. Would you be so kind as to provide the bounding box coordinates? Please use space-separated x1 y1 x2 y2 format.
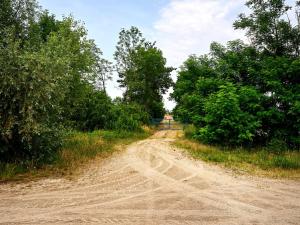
172 0 300 149
0 1 151 166
198 83 260 146
234 0 300 56
127 46 174 117
0 0 38 42
171 55 219 123
91 45 113 92
0 1 101 162
114 26 153 91
108 102 149 131
114 27 174 118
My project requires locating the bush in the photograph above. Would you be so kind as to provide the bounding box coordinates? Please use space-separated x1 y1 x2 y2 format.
65 85 113 131
267 138 288 153
149 101 166 119
0 5 98 164
0 125 63 164
197 83 260 146
184 124 197 139
108 102 149 131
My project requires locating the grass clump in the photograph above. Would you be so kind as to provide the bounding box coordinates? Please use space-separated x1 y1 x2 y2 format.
174 138 300 179
0 129 151 182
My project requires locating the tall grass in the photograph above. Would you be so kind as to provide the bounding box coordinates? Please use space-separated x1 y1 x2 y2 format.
0 129 151 182
175 138 300 179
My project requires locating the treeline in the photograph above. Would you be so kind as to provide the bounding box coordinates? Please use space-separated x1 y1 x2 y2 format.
0 0 172 164
173 0 300 150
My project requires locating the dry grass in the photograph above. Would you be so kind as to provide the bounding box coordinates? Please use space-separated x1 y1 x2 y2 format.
0 129 152 182
174 138 300 179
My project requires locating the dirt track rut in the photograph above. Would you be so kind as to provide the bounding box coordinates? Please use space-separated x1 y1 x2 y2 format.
0 130 300 224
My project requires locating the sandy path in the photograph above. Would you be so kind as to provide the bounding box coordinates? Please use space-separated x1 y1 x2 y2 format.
0 130 300 225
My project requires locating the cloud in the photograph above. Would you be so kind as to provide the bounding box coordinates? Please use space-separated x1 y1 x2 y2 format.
154 0 246 68
153 0 246 110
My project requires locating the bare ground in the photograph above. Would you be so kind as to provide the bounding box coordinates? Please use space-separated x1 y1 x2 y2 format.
0 130 300 225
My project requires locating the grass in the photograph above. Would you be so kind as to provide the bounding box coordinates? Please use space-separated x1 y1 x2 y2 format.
0 129 151 182
174 138 300 179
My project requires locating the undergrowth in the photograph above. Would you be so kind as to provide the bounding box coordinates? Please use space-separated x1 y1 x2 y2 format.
0 129 151 182
174 138 300 179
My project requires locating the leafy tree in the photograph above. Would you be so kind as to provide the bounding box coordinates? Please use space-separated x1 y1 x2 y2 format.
198 83 260 146
0 1 154 166
114 26 153 91
114 27 174 118
173 0 300 149
74 86 113 131
172 55 220 124
108 102 149 131
234 0 300 56
0 1 103 162
127 46 174 118
0 0 38 42
94 57 113 92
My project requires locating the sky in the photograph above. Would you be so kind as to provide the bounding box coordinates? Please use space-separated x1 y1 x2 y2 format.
38 0 296 110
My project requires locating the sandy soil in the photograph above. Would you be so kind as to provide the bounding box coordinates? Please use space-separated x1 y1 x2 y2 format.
0 130 300 225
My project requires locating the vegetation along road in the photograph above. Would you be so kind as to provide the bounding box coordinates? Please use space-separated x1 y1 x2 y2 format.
0 130 299 225
1 1 299 224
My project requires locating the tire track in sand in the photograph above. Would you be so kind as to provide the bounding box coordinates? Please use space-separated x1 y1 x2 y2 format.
0 130 299 225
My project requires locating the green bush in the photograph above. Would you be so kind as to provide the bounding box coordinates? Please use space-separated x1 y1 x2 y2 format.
172 1 300 150
0 3 98 164
64 84 113 131
0 125 63 164
267 138 288 153
197 83 260 146
108 102 149 131
184 124 197 139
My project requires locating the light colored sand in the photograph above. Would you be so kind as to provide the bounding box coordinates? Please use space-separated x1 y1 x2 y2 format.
0 130 299 225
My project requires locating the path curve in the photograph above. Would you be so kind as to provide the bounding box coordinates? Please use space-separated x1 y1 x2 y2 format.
0 130 299 225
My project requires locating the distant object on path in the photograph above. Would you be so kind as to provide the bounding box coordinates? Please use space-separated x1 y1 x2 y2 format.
164 115 173 120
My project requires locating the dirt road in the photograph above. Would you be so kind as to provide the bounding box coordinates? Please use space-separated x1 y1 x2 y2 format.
1 130 300 224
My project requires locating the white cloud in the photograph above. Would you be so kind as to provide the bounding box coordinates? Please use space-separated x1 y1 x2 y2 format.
154 0 246 68
153 0 246 110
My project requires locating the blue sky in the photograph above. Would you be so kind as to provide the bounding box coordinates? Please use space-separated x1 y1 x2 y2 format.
39 0 169 60
38 0 297 109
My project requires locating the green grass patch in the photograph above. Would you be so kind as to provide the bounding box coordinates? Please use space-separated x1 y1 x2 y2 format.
0 129 151 182
174 139 300 179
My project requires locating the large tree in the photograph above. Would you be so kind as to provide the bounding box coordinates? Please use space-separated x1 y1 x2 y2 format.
114 27 174 118
0 0 109 162
234 0 300 57
173 0 300 148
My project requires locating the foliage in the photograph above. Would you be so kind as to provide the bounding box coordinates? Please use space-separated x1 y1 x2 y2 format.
198 83 260 146
114 26 150 80
0 129 151 181
172 0 300 149
114 27 174 118
175 139 300 178
90 45 113 92
0 1 151 165
183 124 197 139
65 84 113 131
108 102 149 131
234 0 300 56
0 2 82 163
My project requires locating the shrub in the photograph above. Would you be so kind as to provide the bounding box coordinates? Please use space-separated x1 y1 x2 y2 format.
184 124 197 139
108 102 149 131
197 83 260 146
0 125 63 164
267 138 288 153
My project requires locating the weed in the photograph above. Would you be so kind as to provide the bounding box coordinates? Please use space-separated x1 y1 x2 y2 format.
174 138 300 179
0 129 152 182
